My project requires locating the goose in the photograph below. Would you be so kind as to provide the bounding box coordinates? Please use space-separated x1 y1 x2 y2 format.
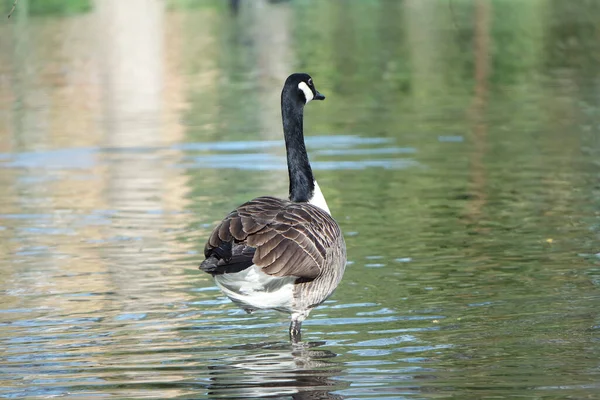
199 73 347 342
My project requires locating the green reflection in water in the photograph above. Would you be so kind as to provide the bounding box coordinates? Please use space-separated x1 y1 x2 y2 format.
0 0 599 398
182 0 600 395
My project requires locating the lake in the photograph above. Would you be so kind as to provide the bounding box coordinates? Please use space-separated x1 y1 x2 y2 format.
1 0 599 398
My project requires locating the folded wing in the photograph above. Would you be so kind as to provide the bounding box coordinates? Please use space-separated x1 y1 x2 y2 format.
200 196 341 280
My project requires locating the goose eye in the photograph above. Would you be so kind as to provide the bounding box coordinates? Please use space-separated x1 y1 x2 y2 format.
308 78 313 86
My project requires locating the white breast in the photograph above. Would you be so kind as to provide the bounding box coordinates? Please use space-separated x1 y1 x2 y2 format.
309 180 331 214
214 265 296 313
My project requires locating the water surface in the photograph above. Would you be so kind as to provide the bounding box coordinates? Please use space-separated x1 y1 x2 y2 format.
1 0 599 398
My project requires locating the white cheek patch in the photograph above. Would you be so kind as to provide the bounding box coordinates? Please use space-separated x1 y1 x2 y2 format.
298 81 314 104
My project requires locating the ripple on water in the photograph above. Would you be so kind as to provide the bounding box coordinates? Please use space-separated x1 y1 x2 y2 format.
2 9 600 397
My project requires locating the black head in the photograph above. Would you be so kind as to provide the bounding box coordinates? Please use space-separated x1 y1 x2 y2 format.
283 73 326 105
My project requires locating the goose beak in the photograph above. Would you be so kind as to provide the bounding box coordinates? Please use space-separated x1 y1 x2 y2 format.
314 91 325 101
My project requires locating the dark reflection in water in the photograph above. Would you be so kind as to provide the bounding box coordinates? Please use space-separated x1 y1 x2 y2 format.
207 342 345 399
1 0 600 399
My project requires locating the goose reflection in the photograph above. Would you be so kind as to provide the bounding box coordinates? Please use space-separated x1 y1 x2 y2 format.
206 341 346 399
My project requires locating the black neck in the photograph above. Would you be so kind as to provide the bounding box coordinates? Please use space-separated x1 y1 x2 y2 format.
281 91 314 203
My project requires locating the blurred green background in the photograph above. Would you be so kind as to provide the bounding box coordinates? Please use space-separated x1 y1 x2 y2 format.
1 0 599 399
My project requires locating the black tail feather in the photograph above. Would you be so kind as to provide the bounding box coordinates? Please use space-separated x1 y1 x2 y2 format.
199 241 255 276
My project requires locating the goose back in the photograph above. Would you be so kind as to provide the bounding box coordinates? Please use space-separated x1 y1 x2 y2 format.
201 196 343 281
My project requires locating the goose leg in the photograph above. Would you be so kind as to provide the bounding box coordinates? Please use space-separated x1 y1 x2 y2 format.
289 319 302 343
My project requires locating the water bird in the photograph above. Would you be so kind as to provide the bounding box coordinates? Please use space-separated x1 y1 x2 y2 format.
200 73 347 342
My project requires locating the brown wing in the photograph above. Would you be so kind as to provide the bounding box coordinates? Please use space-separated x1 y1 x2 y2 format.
200 196 342 280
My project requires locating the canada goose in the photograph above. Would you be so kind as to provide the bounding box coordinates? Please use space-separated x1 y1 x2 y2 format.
200 73 347 342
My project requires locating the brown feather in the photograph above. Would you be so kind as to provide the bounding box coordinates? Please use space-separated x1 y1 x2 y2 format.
229 217 245 241
203 196 341 280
